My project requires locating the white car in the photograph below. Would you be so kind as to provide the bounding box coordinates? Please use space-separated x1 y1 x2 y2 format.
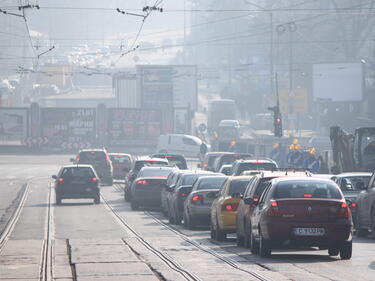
156 134 209 158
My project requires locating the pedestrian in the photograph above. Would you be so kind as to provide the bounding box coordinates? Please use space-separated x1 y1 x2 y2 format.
303 148 321 173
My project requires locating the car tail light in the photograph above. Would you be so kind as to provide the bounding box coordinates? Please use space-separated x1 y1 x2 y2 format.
137 180 148 185
222 203 239 211
339 202 350 218
58 178 64 183
267 200 281 217
180 193 189 197
91 177 98 182
350 203 357 208
303 194 313 198
253 196 259 202
76 155 80 161
191 194 203 203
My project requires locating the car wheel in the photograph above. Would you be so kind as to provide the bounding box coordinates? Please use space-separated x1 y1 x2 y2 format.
328 246 339 256
244 223 251 248
215 218 226 241
371 208 375 234
94 195 100 204
339 240 352 260
250 230 259 254
130 201 139 210
259 229 272 258
236 234 244 246
168 209 176 224
175 213 182 225
183 212 188 227
210 224 216 239
124 190 131 202
56 196 62 205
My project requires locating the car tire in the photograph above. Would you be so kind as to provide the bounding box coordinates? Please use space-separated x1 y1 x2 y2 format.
94 195 100 204
328 247 339 256
236 234 244 246
183 212 188 227
168 209 176 224
259 230 272 258
244 223 251 249
250 231 259 254
371 208 375 235
175 213 182 225
124 190 131 202
210 224 216 240
130 201 139 210
339 240 352 260
56 196 62 205
215 218 226 241
187 214 196 230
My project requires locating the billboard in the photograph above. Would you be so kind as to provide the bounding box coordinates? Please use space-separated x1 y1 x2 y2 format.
313 63 363 101
107 108 162 146
40 108 96 149
0 108 28 146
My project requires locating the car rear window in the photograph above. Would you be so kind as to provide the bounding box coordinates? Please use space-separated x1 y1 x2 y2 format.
138 169 174 178
229 179 250 195
182 174 212 185
109 155 131 164
237 162 277 174
79 151 106 162
134 160 168 171
196 177 227 190
274 180 342 199
61 167 95 178
221 154 252 165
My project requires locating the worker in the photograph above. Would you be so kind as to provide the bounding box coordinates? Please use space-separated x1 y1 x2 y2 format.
292 144 304 168
270 143 282 165
286 144 295 167
303 148 321 173
228 140 237 152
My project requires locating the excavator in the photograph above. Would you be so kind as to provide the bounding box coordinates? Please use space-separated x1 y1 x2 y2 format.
330 126 375 173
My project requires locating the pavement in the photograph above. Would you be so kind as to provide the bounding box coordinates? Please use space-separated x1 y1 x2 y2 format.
0 155 374 281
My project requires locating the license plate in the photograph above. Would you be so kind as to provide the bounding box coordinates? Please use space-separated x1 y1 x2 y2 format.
72 180 85 185
293 228 325 236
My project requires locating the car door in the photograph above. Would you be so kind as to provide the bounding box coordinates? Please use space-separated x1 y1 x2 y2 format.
251 183 272 239
211 179 228 225
359 174 375 227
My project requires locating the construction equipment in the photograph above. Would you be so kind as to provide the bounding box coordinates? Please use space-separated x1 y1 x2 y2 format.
330 126 375 173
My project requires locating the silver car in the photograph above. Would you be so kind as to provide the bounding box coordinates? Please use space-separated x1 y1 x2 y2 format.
183 175 228 229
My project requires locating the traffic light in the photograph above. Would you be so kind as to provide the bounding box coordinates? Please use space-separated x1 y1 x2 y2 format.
268 106 283 138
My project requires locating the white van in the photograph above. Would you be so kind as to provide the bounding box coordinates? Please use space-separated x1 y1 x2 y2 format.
156 134 209 158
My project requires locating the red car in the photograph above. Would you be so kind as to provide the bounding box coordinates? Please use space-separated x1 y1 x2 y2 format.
248 177 353 259
109 153 132 180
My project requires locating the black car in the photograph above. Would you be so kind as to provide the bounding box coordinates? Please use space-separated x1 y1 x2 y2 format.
130 167 177 210
151 154 188 169
53 165 100 205
73 149 113 185
124 157 169 202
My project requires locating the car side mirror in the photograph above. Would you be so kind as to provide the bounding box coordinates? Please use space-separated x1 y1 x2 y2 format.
52 175 57 179
232 193 243 199
70 158 75 163
244 197 256 205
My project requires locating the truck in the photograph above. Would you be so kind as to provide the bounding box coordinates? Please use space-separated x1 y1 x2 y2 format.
207 99 236 133
330 126 375 173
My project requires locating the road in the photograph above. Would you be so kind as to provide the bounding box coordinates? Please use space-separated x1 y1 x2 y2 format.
0 155 374 281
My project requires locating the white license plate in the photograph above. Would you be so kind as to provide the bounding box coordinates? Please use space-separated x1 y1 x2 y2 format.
293 228 325 236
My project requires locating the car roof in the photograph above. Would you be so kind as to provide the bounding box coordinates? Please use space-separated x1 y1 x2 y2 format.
61 164 94 168
135 157 168 162
79 149 106 152
271 177 336 184
259 170 311 178
228 175 254 181
236 159 274 164
151 154 186 159
195 175 228 181
140 166 177 171
220 164 233 168
336 172 372 177
109 153 131 157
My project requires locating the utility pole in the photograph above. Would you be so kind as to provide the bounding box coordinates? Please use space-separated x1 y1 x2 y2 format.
184 0 186 64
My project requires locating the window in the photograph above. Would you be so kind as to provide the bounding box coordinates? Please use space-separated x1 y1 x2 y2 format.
196 177 227 190
183 137 199 146
79 151 106 162
259 184 272 204
61 167 95 178
109 155 131 164
229 179 251 196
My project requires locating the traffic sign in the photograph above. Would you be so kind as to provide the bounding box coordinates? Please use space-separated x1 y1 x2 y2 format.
198 123 207 133
279 88 309 114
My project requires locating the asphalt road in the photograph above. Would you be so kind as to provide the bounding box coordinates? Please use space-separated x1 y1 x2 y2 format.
0 155 374 281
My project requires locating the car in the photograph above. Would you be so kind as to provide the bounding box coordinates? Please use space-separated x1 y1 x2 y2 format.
201 152 231 171
166 171 218 225
231 159 278 176
333 172 372 227
156 134 210 158
213 153 253 172
109 153 132 180
219 164 233 175
53 165 100 205
130 167 177 210
151 153 188 169
73 149 113 185
183 175 228 229
249 177 353 259
236 170 311 248
124 157 169 202
210 176 254 241
354 171 375 237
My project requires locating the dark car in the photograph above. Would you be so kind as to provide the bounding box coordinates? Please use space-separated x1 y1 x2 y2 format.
249 177 353 259
130 167 177 210
166 171 217 225
213 153 253 172
334 172 372 227
124 157 169 202
355 171 375 237
202 152 231 171
151 154 188 169
109 153 132 180
53 165 100 205
73 149 113 185
236 171 311 248
183 175 228 229
232 159 278 176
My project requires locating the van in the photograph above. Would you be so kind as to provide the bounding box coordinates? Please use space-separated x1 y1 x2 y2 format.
156 134 209 158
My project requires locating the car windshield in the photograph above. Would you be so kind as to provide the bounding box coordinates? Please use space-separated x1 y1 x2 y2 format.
274 180 342 199
237 162 277 174
138 169 173 178
196 177 227 190
79 151 106 162
340 176 371 191
109 155 131 164
229 179 250 195
61 167 95 178
134 160 168 171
